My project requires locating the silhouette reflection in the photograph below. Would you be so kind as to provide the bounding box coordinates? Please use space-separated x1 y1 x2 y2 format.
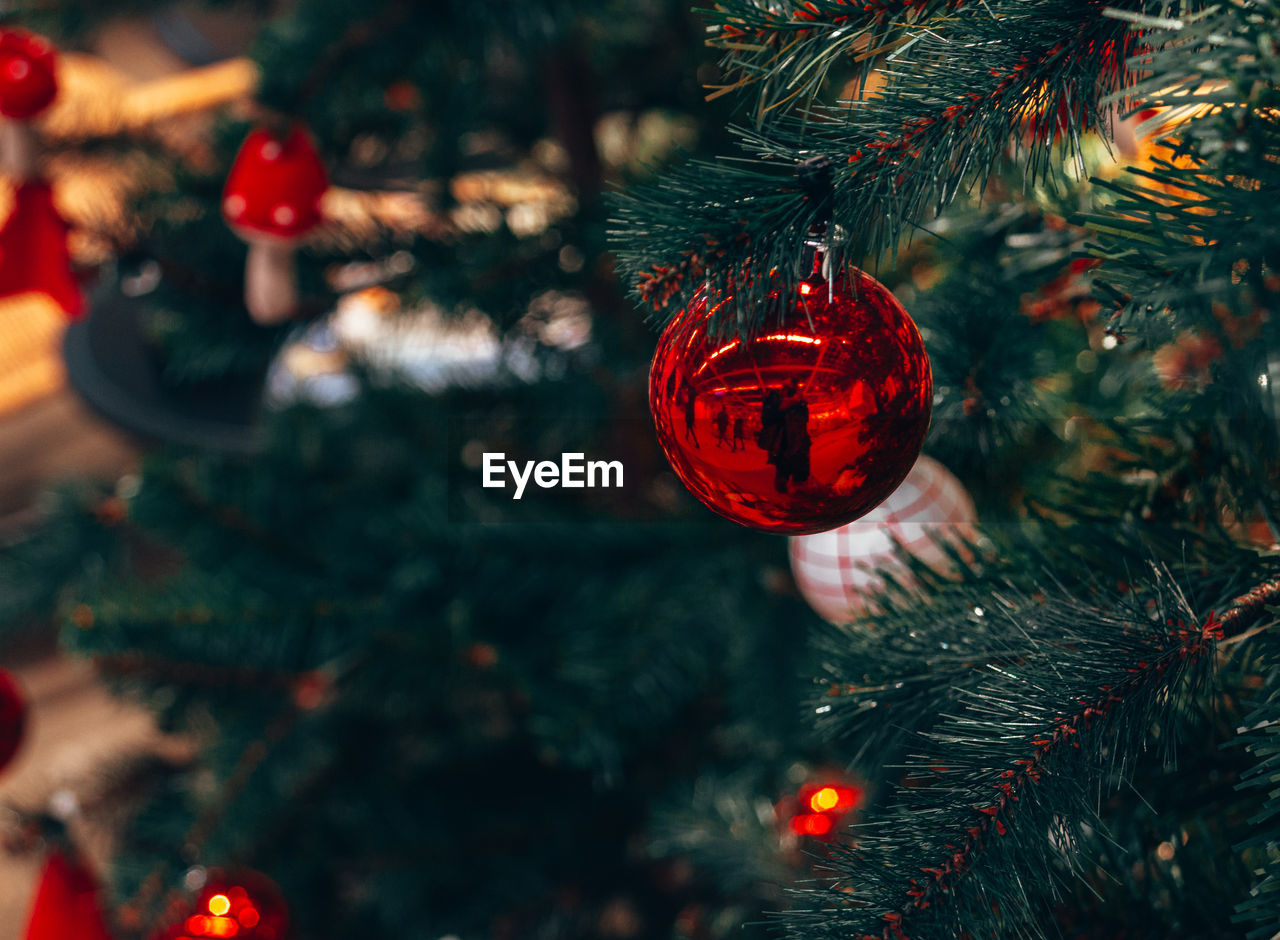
758 378 811 493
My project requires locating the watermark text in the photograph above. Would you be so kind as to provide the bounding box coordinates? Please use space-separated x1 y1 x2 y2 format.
482 453 624 500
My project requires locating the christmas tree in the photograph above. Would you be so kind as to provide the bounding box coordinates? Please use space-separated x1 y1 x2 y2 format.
0 1 1278 939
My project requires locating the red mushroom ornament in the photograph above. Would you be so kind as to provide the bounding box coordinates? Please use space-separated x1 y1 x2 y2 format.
0 28 58 180
222 124 328 326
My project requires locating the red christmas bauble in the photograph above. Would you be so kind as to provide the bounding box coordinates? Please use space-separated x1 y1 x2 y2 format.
649 265 932 534
152 870 289 940
0 668 27 774
0 29 57 120
222 125 328 241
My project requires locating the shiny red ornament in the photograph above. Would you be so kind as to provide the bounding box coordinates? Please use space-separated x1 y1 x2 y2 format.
649 265 932 534
0 180 83 318
23 849 113 940
0 29 57 120
0 667 26 774
152 870 289 940
222 125 328 241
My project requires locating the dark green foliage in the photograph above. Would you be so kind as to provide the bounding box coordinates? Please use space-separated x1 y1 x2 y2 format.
611 0 1202 333
1083 2 1280 524
0 484 125 648
803 571 1224 939
800 507 1280 939
906 206 1085 491
44 380 820 939
1233 637 1280 938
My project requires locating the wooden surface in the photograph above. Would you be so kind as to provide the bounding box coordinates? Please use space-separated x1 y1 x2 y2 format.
0 295 140 529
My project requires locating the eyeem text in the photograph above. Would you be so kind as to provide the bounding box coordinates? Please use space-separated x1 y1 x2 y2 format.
482 453 624 500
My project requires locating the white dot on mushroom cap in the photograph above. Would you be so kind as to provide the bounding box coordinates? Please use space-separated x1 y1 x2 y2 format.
6 59 29 81
260 140 283 161
223 194 246 218
272 204 296 226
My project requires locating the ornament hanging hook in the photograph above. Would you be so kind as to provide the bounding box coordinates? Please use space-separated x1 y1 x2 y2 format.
797 154 835 303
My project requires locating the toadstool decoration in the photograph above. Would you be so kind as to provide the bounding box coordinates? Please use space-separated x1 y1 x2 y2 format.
0 27 58 181
222 124 329 326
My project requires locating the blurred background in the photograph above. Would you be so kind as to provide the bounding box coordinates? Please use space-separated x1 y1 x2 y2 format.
0 1 1214 939
0 3 836 938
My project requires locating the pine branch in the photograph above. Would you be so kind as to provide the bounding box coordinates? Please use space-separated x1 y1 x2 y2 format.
1085 1 1280 343
1076 3 1280 523
794 569 1280 940
614 0 1167 332
1234 640 1280 939
811 493 1270 757
699 0 961 117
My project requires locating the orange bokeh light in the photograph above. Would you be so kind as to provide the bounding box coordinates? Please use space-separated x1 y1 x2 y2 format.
809 787 840 812
204 915 240 938
789 812 833 836
164 873 286 940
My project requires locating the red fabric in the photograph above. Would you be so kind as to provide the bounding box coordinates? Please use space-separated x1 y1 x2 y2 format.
0 667 26 774
0 29 57 120
0 179 83 319
222 125 328 240
23 850 113 940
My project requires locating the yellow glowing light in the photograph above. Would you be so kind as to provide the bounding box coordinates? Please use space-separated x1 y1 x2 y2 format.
799 282 813 296
208 895 232 917
810 787 840 812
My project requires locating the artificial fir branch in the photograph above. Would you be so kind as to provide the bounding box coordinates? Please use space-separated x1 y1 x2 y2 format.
797 570 1280 940
698 0 963 115
1086 2 1280 341
1219 579 1280 635
1233 639 1280 939
93 653 324 693
614 0 1174 332
1073 4 1280 526
867 578 1280 939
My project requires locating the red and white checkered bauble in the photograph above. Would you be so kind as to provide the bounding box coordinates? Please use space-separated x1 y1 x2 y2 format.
789 455 975 623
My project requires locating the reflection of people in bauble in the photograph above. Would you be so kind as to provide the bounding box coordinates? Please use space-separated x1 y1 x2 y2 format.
682 380 700 448
713 406 730 447
757 388 783 455
767 379 811 493
732 415 745 452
